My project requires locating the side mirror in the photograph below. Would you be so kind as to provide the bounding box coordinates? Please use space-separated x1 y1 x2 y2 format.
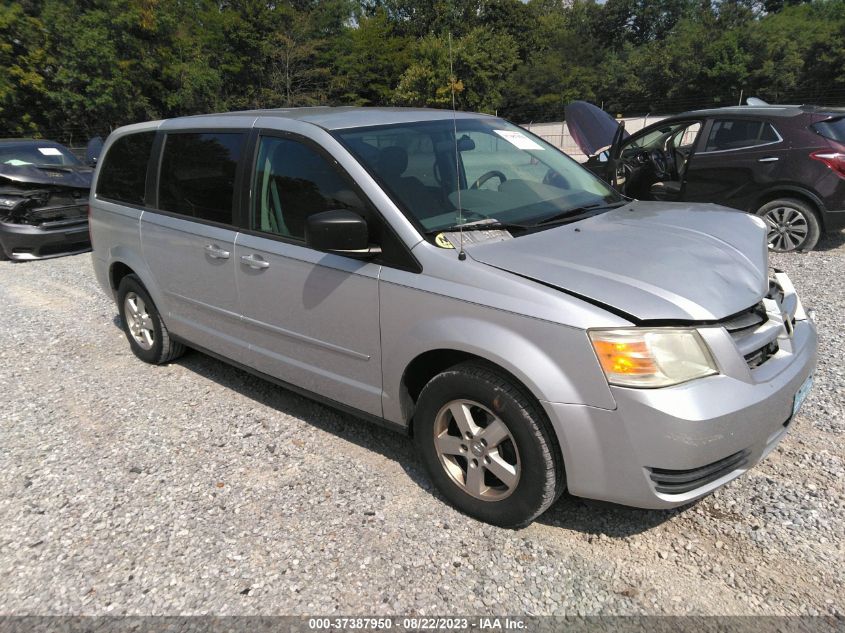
305 209 381 259
597 150 609 163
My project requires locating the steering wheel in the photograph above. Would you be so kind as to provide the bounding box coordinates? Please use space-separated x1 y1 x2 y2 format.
649 149 671 179
470 170 507 190
542 169 570 189
455 209 488 223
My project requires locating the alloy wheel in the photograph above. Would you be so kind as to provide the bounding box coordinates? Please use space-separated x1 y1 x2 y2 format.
762 206 809 252
124 292 155 350
433 399 521 501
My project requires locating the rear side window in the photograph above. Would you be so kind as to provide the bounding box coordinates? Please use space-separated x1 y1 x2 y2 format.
813 117 845 143
158 132 244 224
96 132 155 206
704 120 780 152
252 136 366 240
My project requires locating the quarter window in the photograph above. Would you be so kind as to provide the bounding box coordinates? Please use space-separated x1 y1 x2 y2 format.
812 116 845 143
158 132 244 224
96 132 155 206
704 120 780 152
252 136 366 240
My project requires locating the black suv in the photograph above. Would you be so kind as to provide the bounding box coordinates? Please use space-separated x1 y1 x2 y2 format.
581 105 845 251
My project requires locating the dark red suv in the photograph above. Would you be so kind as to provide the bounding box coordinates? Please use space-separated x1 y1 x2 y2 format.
582 105 845 251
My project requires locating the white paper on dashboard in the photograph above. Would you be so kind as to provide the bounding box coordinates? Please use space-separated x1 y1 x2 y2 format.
37 147 63 156
493 130 544 151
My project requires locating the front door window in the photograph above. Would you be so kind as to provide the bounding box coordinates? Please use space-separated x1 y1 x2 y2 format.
253 136 366 241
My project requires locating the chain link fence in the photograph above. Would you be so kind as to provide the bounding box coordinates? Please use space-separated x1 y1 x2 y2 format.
522 115 668 162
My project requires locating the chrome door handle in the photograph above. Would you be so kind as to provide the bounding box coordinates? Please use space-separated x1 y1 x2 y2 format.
204 244 230 259
240 254 270 270
758 157 779 163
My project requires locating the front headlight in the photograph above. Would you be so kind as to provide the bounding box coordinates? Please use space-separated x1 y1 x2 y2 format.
589 328 717 388
0 196 22 209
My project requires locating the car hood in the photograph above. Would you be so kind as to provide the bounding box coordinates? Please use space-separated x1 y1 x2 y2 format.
467 202 769 322
564 101 629 156
0 163 92 189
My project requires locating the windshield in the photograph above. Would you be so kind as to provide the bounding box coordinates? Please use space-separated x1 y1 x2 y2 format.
628 127 672 150
0 143 82 167
334 118 621 232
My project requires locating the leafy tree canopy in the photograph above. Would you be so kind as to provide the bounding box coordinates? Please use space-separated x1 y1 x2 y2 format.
1 0 842 141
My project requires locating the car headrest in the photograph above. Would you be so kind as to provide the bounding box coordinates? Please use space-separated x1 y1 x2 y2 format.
377 146 408 179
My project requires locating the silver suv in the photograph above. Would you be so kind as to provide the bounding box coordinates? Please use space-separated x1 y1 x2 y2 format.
90 108 817 527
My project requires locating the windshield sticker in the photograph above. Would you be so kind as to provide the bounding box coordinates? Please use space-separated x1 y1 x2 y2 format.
37 147 62 156
493 130 544 151
441 229 513 249
434 233 456 249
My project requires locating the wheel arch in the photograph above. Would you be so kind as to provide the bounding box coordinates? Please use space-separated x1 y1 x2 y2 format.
383 311 616 429
400 347 569 502
400 349 542 434
750 187 826 229
106 247 167 314
109 261 135 292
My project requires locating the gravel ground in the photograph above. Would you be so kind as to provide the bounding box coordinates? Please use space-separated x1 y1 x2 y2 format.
0 232 843 617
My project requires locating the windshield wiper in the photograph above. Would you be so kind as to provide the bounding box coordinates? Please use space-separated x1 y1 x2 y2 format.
531 201 628 227
425 220 527 234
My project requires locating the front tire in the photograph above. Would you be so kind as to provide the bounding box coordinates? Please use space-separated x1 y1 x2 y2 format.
413 362 563 528
756 198 821 252
117 275 184 364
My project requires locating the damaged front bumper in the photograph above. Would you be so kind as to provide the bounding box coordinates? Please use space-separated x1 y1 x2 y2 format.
0 187 91 261
541 272 817 509
0 216 90 261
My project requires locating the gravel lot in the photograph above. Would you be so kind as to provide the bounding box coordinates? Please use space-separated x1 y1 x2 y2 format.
1 232 844 616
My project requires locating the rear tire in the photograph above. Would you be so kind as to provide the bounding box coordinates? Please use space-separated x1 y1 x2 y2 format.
413 361 563 528
756 198 821 252
117 275 184 364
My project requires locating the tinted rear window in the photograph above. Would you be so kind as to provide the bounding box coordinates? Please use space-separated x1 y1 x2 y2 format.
158 132 244 225
96 132 155 205
813 117 845 143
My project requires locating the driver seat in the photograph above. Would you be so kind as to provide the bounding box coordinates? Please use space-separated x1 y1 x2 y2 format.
649 180 682 200
374 146 443 219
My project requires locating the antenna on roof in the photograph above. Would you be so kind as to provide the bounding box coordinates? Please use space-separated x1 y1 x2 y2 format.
448 33 466 262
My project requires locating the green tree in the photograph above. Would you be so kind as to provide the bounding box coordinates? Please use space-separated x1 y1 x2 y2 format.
39 0 159 136
330 9 412 105
0 2 48 135
265 9 331 107
394 27 519 112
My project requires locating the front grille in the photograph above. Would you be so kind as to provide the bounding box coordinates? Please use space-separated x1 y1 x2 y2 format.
723 302 780 370
722 301 767 336
648 450 750 494
744 340 779 368
31 204 87 225
721 276 797 371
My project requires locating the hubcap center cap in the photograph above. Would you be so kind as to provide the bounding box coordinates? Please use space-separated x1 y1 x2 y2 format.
470 441 485 457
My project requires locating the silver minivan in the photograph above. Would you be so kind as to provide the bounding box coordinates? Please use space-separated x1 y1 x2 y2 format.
90 108 817 527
